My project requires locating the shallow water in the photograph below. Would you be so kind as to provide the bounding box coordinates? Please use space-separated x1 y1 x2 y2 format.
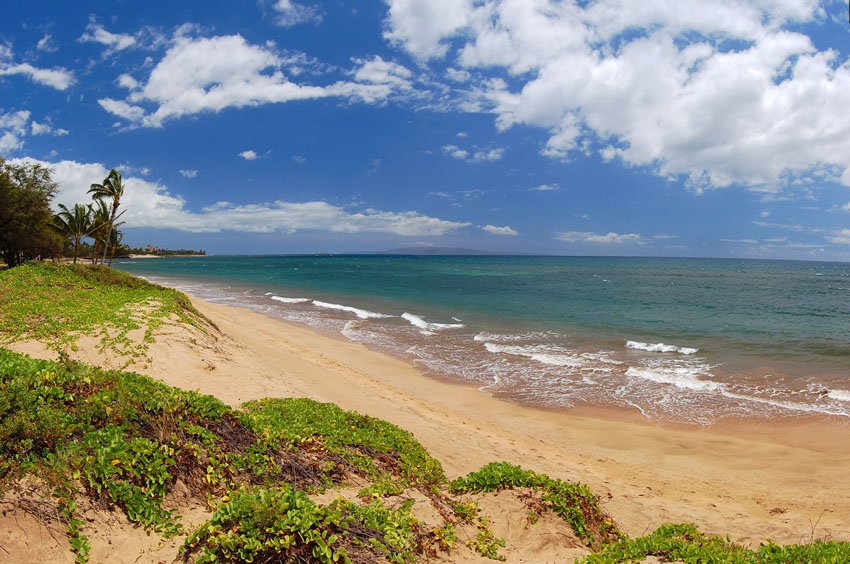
115 255 850 425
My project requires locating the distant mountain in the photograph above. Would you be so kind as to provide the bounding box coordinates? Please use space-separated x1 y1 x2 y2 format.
374 246 529 256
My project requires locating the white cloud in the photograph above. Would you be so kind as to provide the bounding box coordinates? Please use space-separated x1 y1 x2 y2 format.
0 45 73 90
79 19 137 53
385 0 850 192
292 155 306 164
441 143 503 163
273 0 322 27
0 110 30 134
179 169 198 178
36 34 57 52
98 35 416 127
0 110 30 153
30 121 68 136
118 73 140 90
0 132 22 153
239 150 259 160
482 224 518 236
447 68 471 83
384 0 475 59
331 56 415 103
442 144 469 160
827 229 850 244
10 157 472 237
98 98 146 122
529 183 559 192
554 231 645 244
471 148 503 162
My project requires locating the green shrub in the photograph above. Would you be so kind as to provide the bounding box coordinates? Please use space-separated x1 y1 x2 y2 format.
450 461 621 549
242 398 445 489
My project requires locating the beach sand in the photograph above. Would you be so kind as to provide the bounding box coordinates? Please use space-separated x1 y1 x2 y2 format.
8 293 850 559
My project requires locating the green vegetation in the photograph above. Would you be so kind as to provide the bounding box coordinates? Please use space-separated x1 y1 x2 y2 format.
2 263 850 563
0 159 64 267
53 203 94 265
579 522 850 563
0 262 211 361
243 397 444 494
450 461 622 549
87 168 125 266
120 246 206 257
0 349 439 563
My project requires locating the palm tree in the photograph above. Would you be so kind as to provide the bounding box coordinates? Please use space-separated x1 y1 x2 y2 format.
90 199 111 265
53 203 93 264
88 169 125 265
106 221 125 266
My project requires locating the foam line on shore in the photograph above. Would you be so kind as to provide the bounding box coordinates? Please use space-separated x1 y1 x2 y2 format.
270 295 310 304
401 312 464 335
626 340 699 354
312 300 393 319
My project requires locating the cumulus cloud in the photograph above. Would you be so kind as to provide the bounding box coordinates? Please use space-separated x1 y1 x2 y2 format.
482 224 517 236
238 150 259 160
9 157 472 237
384 0 475 59
0 110 31 153
554 231 645 244
179 169 198 178
98 34 417 127
384 0 850 192
0 45 73 90
272 0 322 27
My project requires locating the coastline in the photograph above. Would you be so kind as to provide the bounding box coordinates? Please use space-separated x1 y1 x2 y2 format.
55 289 850 545
9 283 849 548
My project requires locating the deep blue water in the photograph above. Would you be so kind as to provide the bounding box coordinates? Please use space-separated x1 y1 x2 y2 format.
115 255 850 424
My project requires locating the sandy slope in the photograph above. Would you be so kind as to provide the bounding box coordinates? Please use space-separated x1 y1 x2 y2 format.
8 293 850 560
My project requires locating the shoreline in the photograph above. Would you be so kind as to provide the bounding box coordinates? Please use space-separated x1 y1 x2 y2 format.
164 294 850 543
10 279 848 547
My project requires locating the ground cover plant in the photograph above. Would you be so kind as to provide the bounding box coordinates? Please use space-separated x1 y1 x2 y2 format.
0 262 213 362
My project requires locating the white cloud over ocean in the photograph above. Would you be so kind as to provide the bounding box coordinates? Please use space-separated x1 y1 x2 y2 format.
9 158 472 238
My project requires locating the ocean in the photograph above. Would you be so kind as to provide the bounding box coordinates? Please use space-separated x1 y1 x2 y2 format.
114 255 850 425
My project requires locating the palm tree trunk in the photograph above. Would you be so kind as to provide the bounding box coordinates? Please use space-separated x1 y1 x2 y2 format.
101 222 111 264
73 236 79 264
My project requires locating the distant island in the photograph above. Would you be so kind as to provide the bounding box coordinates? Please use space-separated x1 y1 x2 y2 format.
372 246 530 256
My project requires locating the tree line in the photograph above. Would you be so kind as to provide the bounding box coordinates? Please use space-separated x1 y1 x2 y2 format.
0 159 124 268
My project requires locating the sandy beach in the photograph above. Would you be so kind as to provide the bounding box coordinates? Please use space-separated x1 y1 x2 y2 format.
10 291 850 552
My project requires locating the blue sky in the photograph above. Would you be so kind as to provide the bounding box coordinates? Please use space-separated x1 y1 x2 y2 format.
2 0 850 258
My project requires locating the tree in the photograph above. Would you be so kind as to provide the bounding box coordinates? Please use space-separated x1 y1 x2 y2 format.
53 203 93 264
0 159 62 267
88 169 125 265
89 199 111 265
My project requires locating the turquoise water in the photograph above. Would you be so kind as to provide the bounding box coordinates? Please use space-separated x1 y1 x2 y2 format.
115 255 850 424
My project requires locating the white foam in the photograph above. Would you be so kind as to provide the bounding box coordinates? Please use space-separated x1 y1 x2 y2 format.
625 366 721 392
312 300 392 319
827 389 850 402
473 331 556 343
401 312 464 334
626 340 698 355
271 295 310 304
483 342 614 371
